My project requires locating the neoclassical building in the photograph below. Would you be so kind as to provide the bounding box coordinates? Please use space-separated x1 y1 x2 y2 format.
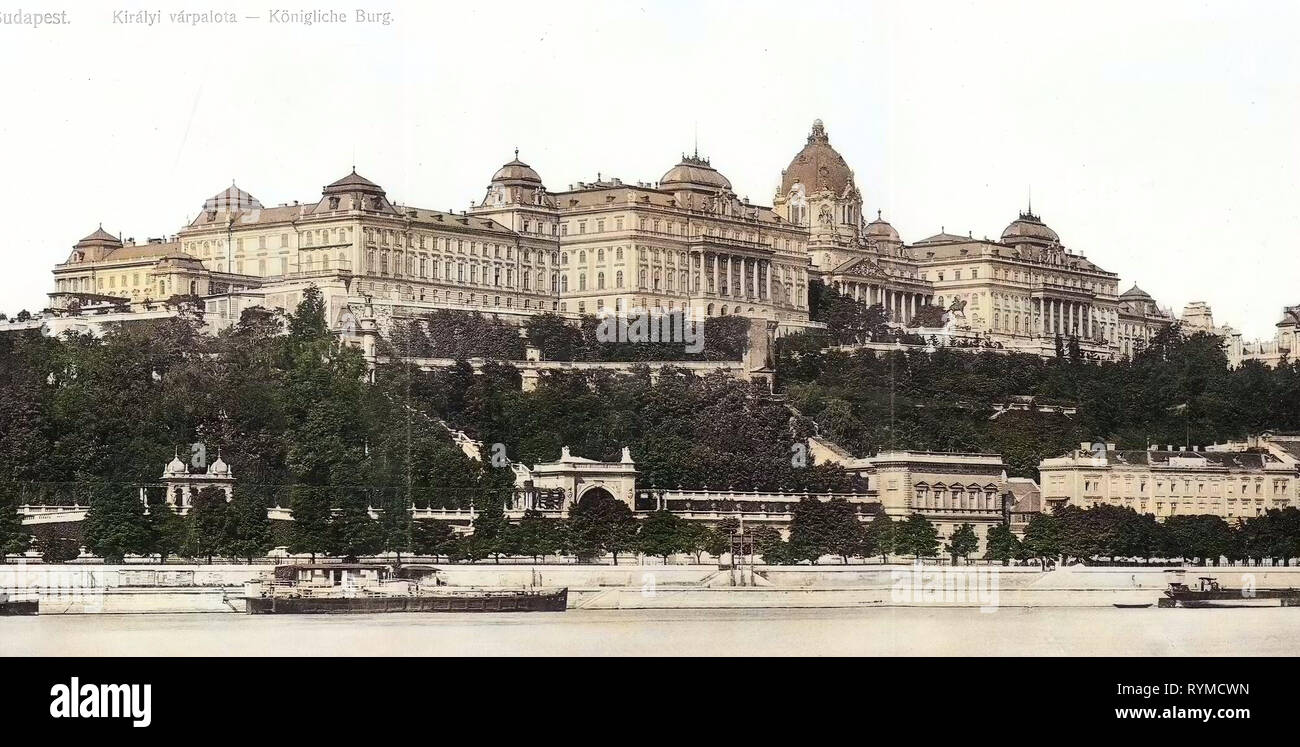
49 152 813 335
770 119 1171 356
43 118 1170 358
469 150 812 322
1039 437 1298 521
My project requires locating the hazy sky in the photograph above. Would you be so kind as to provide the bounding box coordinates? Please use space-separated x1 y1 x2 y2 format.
0 0 1295 338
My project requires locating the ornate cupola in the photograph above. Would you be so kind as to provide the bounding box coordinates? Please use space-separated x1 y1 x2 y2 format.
774 119 862 234
482 150 552 207
313 169 398 214
1000 208 1060 248
67 225 123 263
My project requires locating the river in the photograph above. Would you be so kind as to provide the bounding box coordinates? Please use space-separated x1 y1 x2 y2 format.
2 607 1297 656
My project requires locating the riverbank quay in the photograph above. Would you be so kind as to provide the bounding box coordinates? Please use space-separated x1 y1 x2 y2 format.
2 563 1298 612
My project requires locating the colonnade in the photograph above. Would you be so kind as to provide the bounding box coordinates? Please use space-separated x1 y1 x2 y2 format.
833 279 932 324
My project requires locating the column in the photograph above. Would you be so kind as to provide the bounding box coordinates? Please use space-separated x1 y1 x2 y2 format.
725 255 732 297
752 259 759 301
712 254 718 295
766 262 772 300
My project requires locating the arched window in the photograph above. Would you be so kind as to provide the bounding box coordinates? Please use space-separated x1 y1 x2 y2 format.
597 248 605 262
597 272 605 290
616 271 624 288
579 251 586 264
578 273 586 291
639 269 647 288
560 275 568 292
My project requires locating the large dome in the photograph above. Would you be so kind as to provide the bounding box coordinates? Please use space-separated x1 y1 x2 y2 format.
864 210 900 242
1001 210 1059 245
492 150 543 185
781 119 854 197
659 154 732 191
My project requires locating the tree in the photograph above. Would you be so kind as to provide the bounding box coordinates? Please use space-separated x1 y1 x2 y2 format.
411 519 457 562
187 486 232 563
568 490 638 564
469 495 511 563
512 509 562 562
751 525 791 564
703 519 737 564
681 522 715 564
894 514 940 559
1162 514 1232 566
225 487 273 563
376 491 413 565
329 490 382 561
39 536 81 564
1022 513 1063 568
82 482 151 563
946 523 980 564
787 497 863 564
638 510 688 563
146 503 188 563
0 494 30 562
861 506 896 563
288 486 332 562
984 522 1021 566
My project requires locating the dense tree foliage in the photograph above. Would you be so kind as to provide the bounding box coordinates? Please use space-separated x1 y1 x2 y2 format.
414 363 861 494
780 321 1300 479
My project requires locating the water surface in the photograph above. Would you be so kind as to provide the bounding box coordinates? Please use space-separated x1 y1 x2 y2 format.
3 607 1295 656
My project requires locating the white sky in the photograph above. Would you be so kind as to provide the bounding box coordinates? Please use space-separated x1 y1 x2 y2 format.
0 0 1295 339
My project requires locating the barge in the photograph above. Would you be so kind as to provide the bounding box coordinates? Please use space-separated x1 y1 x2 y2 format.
1157 576 1300 608
244 563 567 614
0 593 38 616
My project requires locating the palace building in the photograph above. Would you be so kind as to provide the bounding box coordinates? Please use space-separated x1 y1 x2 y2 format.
1038 437 1299 521
771 119 1172 357
41 118 1169 358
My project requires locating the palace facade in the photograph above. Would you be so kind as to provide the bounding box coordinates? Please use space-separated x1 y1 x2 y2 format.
42 118 1171 358
772 119 1172 357
1038 436 1300 521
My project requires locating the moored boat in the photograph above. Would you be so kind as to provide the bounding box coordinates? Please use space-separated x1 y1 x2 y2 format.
243 563 567 614
0 593 38 615
1158 576 1300 608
